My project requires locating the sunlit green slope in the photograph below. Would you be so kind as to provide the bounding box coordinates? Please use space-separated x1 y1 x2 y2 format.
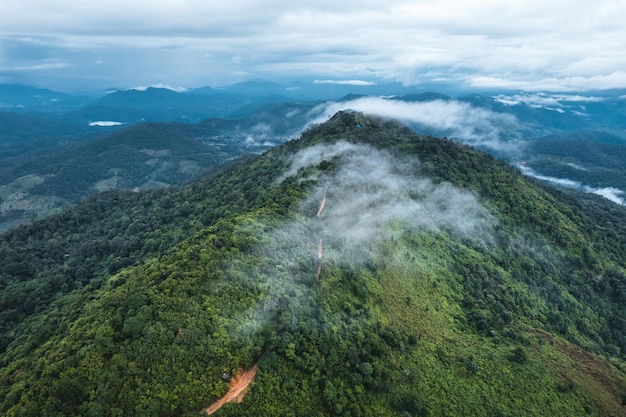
1 111 625 416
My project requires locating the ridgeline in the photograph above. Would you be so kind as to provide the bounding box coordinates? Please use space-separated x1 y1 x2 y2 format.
1 111 625 416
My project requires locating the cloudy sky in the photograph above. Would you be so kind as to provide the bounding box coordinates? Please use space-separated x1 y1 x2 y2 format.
1 1 625 92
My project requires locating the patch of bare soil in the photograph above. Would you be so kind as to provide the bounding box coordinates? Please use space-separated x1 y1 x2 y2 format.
203 363 259 415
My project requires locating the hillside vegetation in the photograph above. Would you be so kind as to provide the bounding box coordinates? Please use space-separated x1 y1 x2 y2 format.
0 122 240 231
1 112 625 416
0 101 312 231
527 136 626 191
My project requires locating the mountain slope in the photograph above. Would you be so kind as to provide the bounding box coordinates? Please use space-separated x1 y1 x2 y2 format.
0 122 242 230
71 88 251 123
1 112 625 416
0 84 70 110
0 111 93 145
0 101 316 232
525 135 626 192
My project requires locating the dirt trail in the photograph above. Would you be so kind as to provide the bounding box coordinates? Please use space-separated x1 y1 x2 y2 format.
315 190 327 279
317 190 327 218
203 363 259 415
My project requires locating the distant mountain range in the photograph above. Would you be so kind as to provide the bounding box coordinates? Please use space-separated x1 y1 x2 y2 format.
1 81 625 230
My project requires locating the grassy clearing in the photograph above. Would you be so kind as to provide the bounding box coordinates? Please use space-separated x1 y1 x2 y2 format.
94 175 121 191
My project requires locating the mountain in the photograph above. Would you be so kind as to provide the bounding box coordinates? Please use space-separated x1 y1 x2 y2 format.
1 112 625 416
524 134 626 191
282 80 452 101
0 84 93 113
0 99 322 231
0 84 70 109
398 92 452 102
0 122 239 230
0 111 93 145
536 129 626 145
215 80 290 98
216 80 397 101
3 84 626 234
72 88 249 123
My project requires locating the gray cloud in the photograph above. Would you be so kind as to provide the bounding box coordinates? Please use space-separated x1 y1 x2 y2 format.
1 1 625 91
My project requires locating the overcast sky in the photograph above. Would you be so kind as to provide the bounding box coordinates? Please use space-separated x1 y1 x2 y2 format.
1 1 625 92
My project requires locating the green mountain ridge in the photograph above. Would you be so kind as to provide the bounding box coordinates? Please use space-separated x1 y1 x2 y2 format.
1 112 625 416
525 137 626 192
0 122 244 231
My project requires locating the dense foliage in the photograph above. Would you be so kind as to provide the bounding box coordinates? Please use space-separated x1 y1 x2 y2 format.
1 112 625 416
0 100 311 231
527 137 626 191
0 122 245 230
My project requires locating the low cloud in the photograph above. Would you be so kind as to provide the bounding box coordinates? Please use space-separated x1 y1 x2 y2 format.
314 79 377 86
517 164 626 206
301 142 492 244
589 187 625 205
470 72 626 92
493 93 604 112
128 83 188 92
517 164 582 188
89 121 124 127
242 123 273 146
309 97 523 156
243 122 301 150
565 162 588 171
234 141 493 338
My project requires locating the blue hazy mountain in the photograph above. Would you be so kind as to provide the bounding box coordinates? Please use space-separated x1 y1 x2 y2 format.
0 84 94 112
71 87 248 123
0 84 70 109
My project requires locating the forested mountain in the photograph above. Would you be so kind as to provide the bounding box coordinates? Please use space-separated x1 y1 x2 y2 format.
0 122 243 231
525 135 626 192
73 88 251 124
0 112 93 145
0 84 72 111
3 82 626 234
0 101 316 231
1 112 625 416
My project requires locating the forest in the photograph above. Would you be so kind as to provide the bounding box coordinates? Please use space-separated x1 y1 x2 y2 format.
1 111 625 416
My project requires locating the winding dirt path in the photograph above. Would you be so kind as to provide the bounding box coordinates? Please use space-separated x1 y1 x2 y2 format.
203 364 259 415
315 190 327 279
317 189 327 218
